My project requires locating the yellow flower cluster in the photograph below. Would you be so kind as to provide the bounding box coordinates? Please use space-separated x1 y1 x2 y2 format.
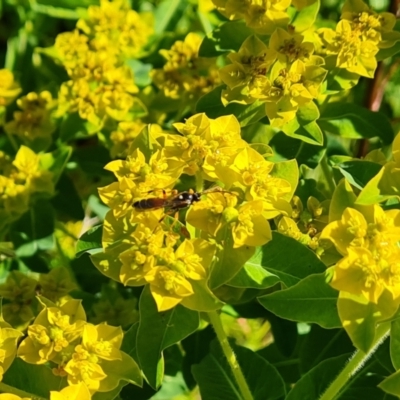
54 0 151 130
96 113 296 311
276 195 330 251
0 146 54 233
17 299 138 394
219 32 327 126
318 0 400 78
0 268 76 329
212 0 291 34
5 91 56 146
321 205 400 305
151 32 221 103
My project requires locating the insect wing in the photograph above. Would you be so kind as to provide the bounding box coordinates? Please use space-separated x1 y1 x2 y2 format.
134 197 167 210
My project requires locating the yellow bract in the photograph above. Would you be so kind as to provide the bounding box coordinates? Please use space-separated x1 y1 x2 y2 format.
50 383 91 400
322 205 400 305
151 32 220 103
0 69 21 107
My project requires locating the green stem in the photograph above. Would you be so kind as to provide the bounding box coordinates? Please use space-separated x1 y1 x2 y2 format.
5 131 19 152
320 323 390 400
320 154 336 196
195 171 204 193
0 382 47 399
208 310 254 400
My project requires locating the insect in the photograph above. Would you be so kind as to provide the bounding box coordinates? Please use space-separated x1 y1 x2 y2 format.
133 186 229 214
133 189 201 213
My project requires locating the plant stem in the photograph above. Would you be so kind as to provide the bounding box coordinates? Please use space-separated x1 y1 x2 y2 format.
208 310 254 400
195 171 204 193
320 323 390 400
320 155 336 196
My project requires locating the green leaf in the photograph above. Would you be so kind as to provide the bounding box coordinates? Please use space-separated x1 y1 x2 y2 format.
328 178 357 222
356 163 400 205
136 286 200 389
3 358 65 397
335 160 383 190
127 59 152 87
75 224 103 257
192 340 286 400
51 173 84 220
299 325 354 373
40 146 72 185
199 21 254 57
196 86 266 127
290 0 320 32
181 279 224 311
10 199 55 257
271 159 299 201
261 232 326 287
281 102 324 145
258 273 341 328
338 291 395 353
181 326 216 389
324 61 360 92
209 234 255 289
153 0 185 34
128 124 157 162
319 103 394 145
285 354 350 400
270 132 326 168
377 41 400 60
379 369 400 396
227 248 281 289
101 351 143 392
59 113 99 141
390 317 400 370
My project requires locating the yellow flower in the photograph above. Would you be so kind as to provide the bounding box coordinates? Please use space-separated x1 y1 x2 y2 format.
18 300 86 364
98 178 138 218
110 120 146 158
231 200 272 248
145 266 195 311
321 206 400 256
319 20 378 78
341 0 399 48
77 0 152 58
64 358 106 392
151 32 220 101
264 59 327 126
81 323 123 361
10 146 54 195
104 148 182 192
331 246 400 304
0 69 21 106
50 383 91 400
244 0 291 35
269 28 316 67
118 223 164 286
5 91 56 143
231 147 292 216
39 267 77 303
